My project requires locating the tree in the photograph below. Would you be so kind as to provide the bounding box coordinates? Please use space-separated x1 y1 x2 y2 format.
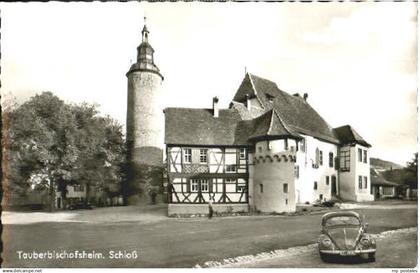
404 153 418 189
4 92 125 211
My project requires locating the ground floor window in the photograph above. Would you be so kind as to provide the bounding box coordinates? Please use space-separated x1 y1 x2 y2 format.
170 177 248 204
358 176 363 189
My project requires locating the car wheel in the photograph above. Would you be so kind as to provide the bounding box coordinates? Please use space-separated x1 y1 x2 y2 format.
368 252 376 262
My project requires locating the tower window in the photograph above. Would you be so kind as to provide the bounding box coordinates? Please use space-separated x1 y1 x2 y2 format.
283 183 288 193
363 150 368 163
358 148 363 162
184 149 192 163
260 184 264 193
314 181 318 190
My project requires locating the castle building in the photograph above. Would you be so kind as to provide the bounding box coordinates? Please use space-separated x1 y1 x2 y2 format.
165 73 374 215
126 22 165 204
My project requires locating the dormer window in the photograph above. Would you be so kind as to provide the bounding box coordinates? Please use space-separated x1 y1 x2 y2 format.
265 94 275 103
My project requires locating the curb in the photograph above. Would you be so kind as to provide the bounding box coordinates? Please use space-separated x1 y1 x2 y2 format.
194 227 417 268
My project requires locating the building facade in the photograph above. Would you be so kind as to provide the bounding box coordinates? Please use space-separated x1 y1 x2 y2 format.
165 73 374 215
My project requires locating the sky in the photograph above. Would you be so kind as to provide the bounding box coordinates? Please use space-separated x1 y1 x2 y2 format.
0 2 417 165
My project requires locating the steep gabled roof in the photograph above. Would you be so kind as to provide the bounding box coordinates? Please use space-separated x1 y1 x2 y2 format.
164 107 302 146
164 108 248 146
370 168 399 186
334 125 371 148
232 73 339 144
248 109 302 141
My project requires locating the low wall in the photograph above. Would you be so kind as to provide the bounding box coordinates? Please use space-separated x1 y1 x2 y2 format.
168 203 249 216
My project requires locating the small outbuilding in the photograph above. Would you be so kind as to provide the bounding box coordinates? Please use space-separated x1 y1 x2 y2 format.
370 169 399 199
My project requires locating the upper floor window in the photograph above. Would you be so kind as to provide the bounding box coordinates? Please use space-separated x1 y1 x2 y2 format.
259 184 264 193
319 151 323 166
74 185 84 192
358 148 363 162
314 181 318 190
226 164 236 173
326 176 330 186
363 150 367 163
283 183 288 193
329 152 334 168
240 148 247 159
300 138 306 153
184 149 192 163
199 149 208 163
340 150 350 172
315 148 320 166
358 176 363 189
284 139 288 150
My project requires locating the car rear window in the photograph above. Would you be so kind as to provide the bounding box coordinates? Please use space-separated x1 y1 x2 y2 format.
325 216 360 227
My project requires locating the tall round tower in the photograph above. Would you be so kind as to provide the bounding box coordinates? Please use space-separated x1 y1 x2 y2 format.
126 21 164 204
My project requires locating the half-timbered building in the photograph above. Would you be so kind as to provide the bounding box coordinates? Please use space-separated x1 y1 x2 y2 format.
164 72 373 215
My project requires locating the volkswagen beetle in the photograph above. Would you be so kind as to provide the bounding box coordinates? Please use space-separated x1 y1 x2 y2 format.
318 211 376 262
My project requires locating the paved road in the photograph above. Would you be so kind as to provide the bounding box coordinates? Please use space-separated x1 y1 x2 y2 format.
2 203 417 268
230 229 418 268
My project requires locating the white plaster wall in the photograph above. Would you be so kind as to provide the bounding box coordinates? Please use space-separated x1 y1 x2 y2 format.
253 140 296 213
338 144 374 201
295 135 338 204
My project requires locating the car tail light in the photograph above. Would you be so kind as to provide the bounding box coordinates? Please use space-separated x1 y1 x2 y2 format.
322 238 332 246
360 236 370 245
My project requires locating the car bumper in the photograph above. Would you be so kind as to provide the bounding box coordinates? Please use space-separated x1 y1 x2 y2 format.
320 249 376 255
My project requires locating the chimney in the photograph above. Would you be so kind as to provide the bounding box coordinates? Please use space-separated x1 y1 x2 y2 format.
245 94 251 111
303 93 308 101
213 96 219 118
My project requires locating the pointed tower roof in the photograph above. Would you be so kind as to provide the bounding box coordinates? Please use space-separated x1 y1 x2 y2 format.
127 18 163 79
247 109 302 141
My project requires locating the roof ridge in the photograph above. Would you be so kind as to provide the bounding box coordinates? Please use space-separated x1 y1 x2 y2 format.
267 109 275 135
247 72 266 109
